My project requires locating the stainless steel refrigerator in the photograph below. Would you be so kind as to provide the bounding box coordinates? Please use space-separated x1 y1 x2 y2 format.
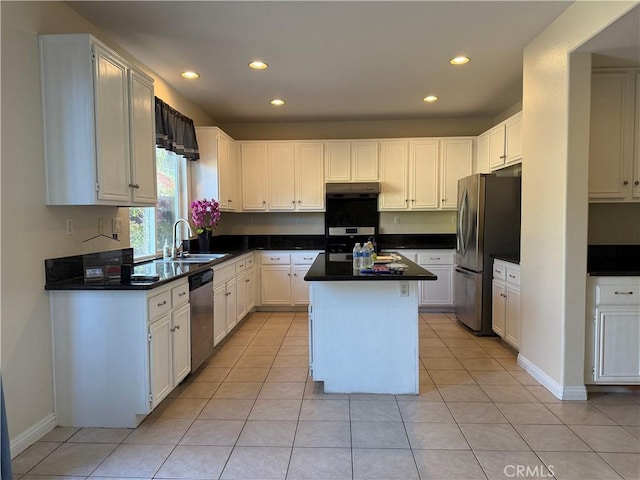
454 174 521 335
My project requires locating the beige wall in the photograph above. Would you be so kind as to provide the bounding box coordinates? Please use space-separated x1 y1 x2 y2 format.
0 1 214 449
588 203 640 244
220 117 493 141
520 1 637 396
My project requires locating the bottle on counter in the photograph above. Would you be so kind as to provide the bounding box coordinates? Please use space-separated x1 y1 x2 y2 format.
162 238 171 258
353 243 362 270
362 242 373 270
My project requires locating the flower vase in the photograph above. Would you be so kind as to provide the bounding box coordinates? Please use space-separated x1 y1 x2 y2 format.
197 231 212 253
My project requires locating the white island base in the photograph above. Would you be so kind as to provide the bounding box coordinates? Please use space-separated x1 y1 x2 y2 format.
308 280 419 394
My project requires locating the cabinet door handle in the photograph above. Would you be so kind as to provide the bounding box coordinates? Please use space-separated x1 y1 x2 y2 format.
174 324 180 330
228 199 232 202
623 180 629 186
635 181 639 186
178 292 187 297
270 257 280 261
157 300 167 307
304 257 313 260
500 293 507 298
170 327 176 332
614 291 634 295
292 200 296 204
246 279 250 283
429 257 441 260
298 200 301 203
129 183 140 189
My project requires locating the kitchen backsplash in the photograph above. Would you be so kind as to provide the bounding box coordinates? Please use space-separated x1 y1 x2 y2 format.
589 203 640 245
214 211 456 236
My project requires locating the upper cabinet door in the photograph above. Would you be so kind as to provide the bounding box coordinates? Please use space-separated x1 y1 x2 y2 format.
504 111 522 165
351 141 379 181
441 138 473 209
296 142 325 211
589 72 635 201
129 68 157 205
241 143 268 210
40 34 156 206
268 143 296 210
410 139 439 210
379 140 409 210
635 71 640 200
93 44 131 203
488 125 506 171
325 141 351 182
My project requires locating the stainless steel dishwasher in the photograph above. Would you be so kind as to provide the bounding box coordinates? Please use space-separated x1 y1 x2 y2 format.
189 268 214 372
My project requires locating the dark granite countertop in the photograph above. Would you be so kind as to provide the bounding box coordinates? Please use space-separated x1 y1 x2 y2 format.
305 253 438 281
587 245 640 277
45 234 456 291
492 254 520 265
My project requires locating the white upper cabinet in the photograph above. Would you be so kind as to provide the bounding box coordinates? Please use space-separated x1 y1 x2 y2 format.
379 140 410 210
411 140 440 209
295 142 325 211
39 34 156 206
193 127 238 211
268 143 296 210
325 140 379 182
475 131 491 174
241 143 268 210
589 70 639 202
483 111 523 172
440 138 473 209
379 138 470 211
240 141 325 212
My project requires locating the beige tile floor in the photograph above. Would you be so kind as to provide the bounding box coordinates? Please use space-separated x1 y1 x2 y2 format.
12 312 640 479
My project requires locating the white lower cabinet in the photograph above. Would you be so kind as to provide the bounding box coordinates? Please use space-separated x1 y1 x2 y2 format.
258 251 320 307
147 281 191 409
51 278 190 427
213 252 254 346
391 249 454 308
491 260 520 350
586 276 640 384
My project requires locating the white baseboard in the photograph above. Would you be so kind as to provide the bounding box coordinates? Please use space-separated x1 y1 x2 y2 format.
10 413 56 458
517 354 588 401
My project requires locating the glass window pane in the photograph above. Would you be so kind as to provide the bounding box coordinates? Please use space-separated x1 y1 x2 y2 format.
129 148 184 259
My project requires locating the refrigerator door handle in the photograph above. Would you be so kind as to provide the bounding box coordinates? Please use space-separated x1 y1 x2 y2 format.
457 189 468 255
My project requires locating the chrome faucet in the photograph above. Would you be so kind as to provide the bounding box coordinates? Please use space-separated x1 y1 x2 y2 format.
172 218 193 258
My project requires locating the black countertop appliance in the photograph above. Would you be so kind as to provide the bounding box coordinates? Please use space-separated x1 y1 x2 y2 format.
325 182 380 254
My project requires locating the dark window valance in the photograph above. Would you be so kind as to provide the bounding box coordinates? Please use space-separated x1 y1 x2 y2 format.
155 97 199 161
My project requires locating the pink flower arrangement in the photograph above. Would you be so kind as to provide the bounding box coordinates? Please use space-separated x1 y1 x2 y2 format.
190 198 221 234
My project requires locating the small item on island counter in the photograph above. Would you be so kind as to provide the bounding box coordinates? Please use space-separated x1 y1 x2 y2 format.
374 255 394 263
362 242 373 269
352 243 362 270
162 238 171 258
387 262 409 272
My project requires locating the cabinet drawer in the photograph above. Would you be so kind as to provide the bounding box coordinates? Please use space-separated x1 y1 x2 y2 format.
417 252 454 265
172 282 189 308
261 254 290 265
293 253 318 265
596 285 640 305
214 263 236 285
235 258 247 275
246 255 255 270
493 263 506 281
506 267 520 286
149 291 171 320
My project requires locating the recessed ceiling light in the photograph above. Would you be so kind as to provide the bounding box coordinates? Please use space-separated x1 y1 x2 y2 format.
181 71 200 79
270 99 285 106
450 56 470 65
422 95 439 103
249 61 269 70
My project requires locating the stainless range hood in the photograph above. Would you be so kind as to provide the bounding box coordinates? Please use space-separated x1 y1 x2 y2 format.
326 182 380 197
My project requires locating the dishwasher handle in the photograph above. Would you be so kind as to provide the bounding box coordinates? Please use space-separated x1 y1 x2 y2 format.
189 268 214 291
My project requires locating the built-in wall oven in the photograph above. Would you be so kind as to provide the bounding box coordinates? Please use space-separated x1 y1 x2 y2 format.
189 268 214 371
325 182 379 258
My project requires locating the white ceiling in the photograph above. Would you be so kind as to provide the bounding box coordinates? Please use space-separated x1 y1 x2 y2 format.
66 1 637 124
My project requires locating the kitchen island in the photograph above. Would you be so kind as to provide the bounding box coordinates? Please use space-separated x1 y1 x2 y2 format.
304 253 436 394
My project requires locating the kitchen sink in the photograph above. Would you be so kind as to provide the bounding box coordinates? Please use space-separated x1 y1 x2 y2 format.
156 253 230 263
